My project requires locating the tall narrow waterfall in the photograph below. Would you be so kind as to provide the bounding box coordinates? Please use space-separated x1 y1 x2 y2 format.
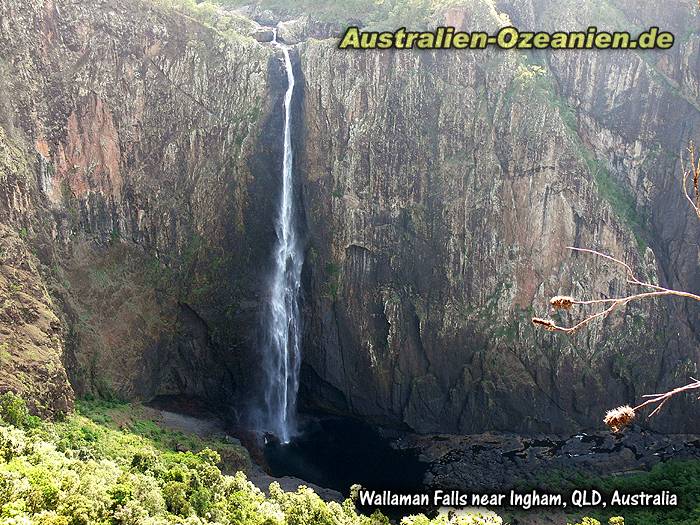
263 29 302 444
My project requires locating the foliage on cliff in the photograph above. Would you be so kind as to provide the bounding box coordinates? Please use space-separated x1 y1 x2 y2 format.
209 0 465 27
152 0 259 38
0 394 503 525
1 388 688 525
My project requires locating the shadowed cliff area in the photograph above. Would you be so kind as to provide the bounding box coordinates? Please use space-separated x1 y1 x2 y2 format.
0 0 698 439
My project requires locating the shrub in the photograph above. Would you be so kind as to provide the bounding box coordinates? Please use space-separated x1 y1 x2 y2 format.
0 393 39 430
0 426 28 461
0 394 511 525
131 450 159 474
162 481 191 516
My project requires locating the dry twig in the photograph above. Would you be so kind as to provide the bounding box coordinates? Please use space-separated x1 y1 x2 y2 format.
602 379 700 432
532 141 700 427
682 141 700 220
633 377 700 418
531 246 700 334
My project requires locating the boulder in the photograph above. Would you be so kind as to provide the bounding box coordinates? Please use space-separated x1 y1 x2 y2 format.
252 28 274 42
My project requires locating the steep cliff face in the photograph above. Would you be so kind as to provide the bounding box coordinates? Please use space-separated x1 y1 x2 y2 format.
296 0 700 433
1 0 699 436
0 0 287 415
0 102 74 416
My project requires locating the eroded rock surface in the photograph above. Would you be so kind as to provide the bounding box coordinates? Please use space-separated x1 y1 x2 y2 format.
397 428 700 491
0 0 285 416
0 0 699 439
296 0 700 434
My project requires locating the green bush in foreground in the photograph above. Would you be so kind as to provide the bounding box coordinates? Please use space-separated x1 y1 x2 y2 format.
0 395 505 525
568 519 623 525
530 459 700 525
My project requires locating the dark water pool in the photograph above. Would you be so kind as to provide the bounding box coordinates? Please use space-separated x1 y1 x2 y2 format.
264 417 427 496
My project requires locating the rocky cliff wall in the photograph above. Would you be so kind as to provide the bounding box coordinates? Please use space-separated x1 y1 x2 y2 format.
0 0 287 417
296 0 700 433
0 0 699 436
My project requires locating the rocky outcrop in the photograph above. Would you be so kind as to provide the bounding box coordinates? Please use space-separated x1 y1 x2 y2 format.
296 0 700 434
277 15 342 44
398 427 700 491
0 111 74 417
0 224 73 416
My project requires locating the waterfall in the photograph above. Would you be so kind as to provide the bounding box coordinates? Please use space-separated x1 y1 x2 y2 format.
263 28 302 444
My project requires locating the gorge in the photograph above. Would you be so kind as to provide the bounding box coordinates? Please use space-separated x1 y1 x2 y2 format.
0 0 699 514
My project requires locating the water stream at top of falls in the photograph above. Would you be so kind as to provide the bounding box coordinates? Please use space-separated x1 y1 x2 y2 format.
263 28 302 444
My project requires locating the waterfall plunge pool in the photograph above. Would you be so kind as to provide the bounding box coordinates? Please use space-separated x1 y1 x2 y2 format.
263 416 428 499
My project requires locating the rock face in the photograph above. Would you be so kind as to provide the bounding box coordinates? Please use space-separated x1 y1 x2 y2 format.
0 109 73 417
398 427 700 491
0 0 699 438
277 15 342 44
0 0 288 417
0 224 73 416
295 1 700 434
252 28 275 43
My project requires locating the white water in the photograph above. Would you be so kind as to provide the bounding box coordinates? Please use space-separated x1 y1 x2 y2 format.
263 29 302 444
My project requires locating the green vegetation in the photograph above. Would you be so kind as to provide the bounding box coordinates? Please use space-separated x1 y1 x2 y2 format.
568 519 623 525
151 0 258 40
3 396 694 525
398 514 502 525
324 261 342 300
530 460 700 525
201 0 471 29
73 399 249 473
0 395 506 524
0 393 40 431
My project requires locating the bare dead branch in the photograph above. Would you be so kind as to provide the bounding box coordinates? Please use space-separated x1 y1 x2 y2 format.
532 140 700 426
603 379 700 432
682 141 700 220
531 247 700 334
634 378 700 418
